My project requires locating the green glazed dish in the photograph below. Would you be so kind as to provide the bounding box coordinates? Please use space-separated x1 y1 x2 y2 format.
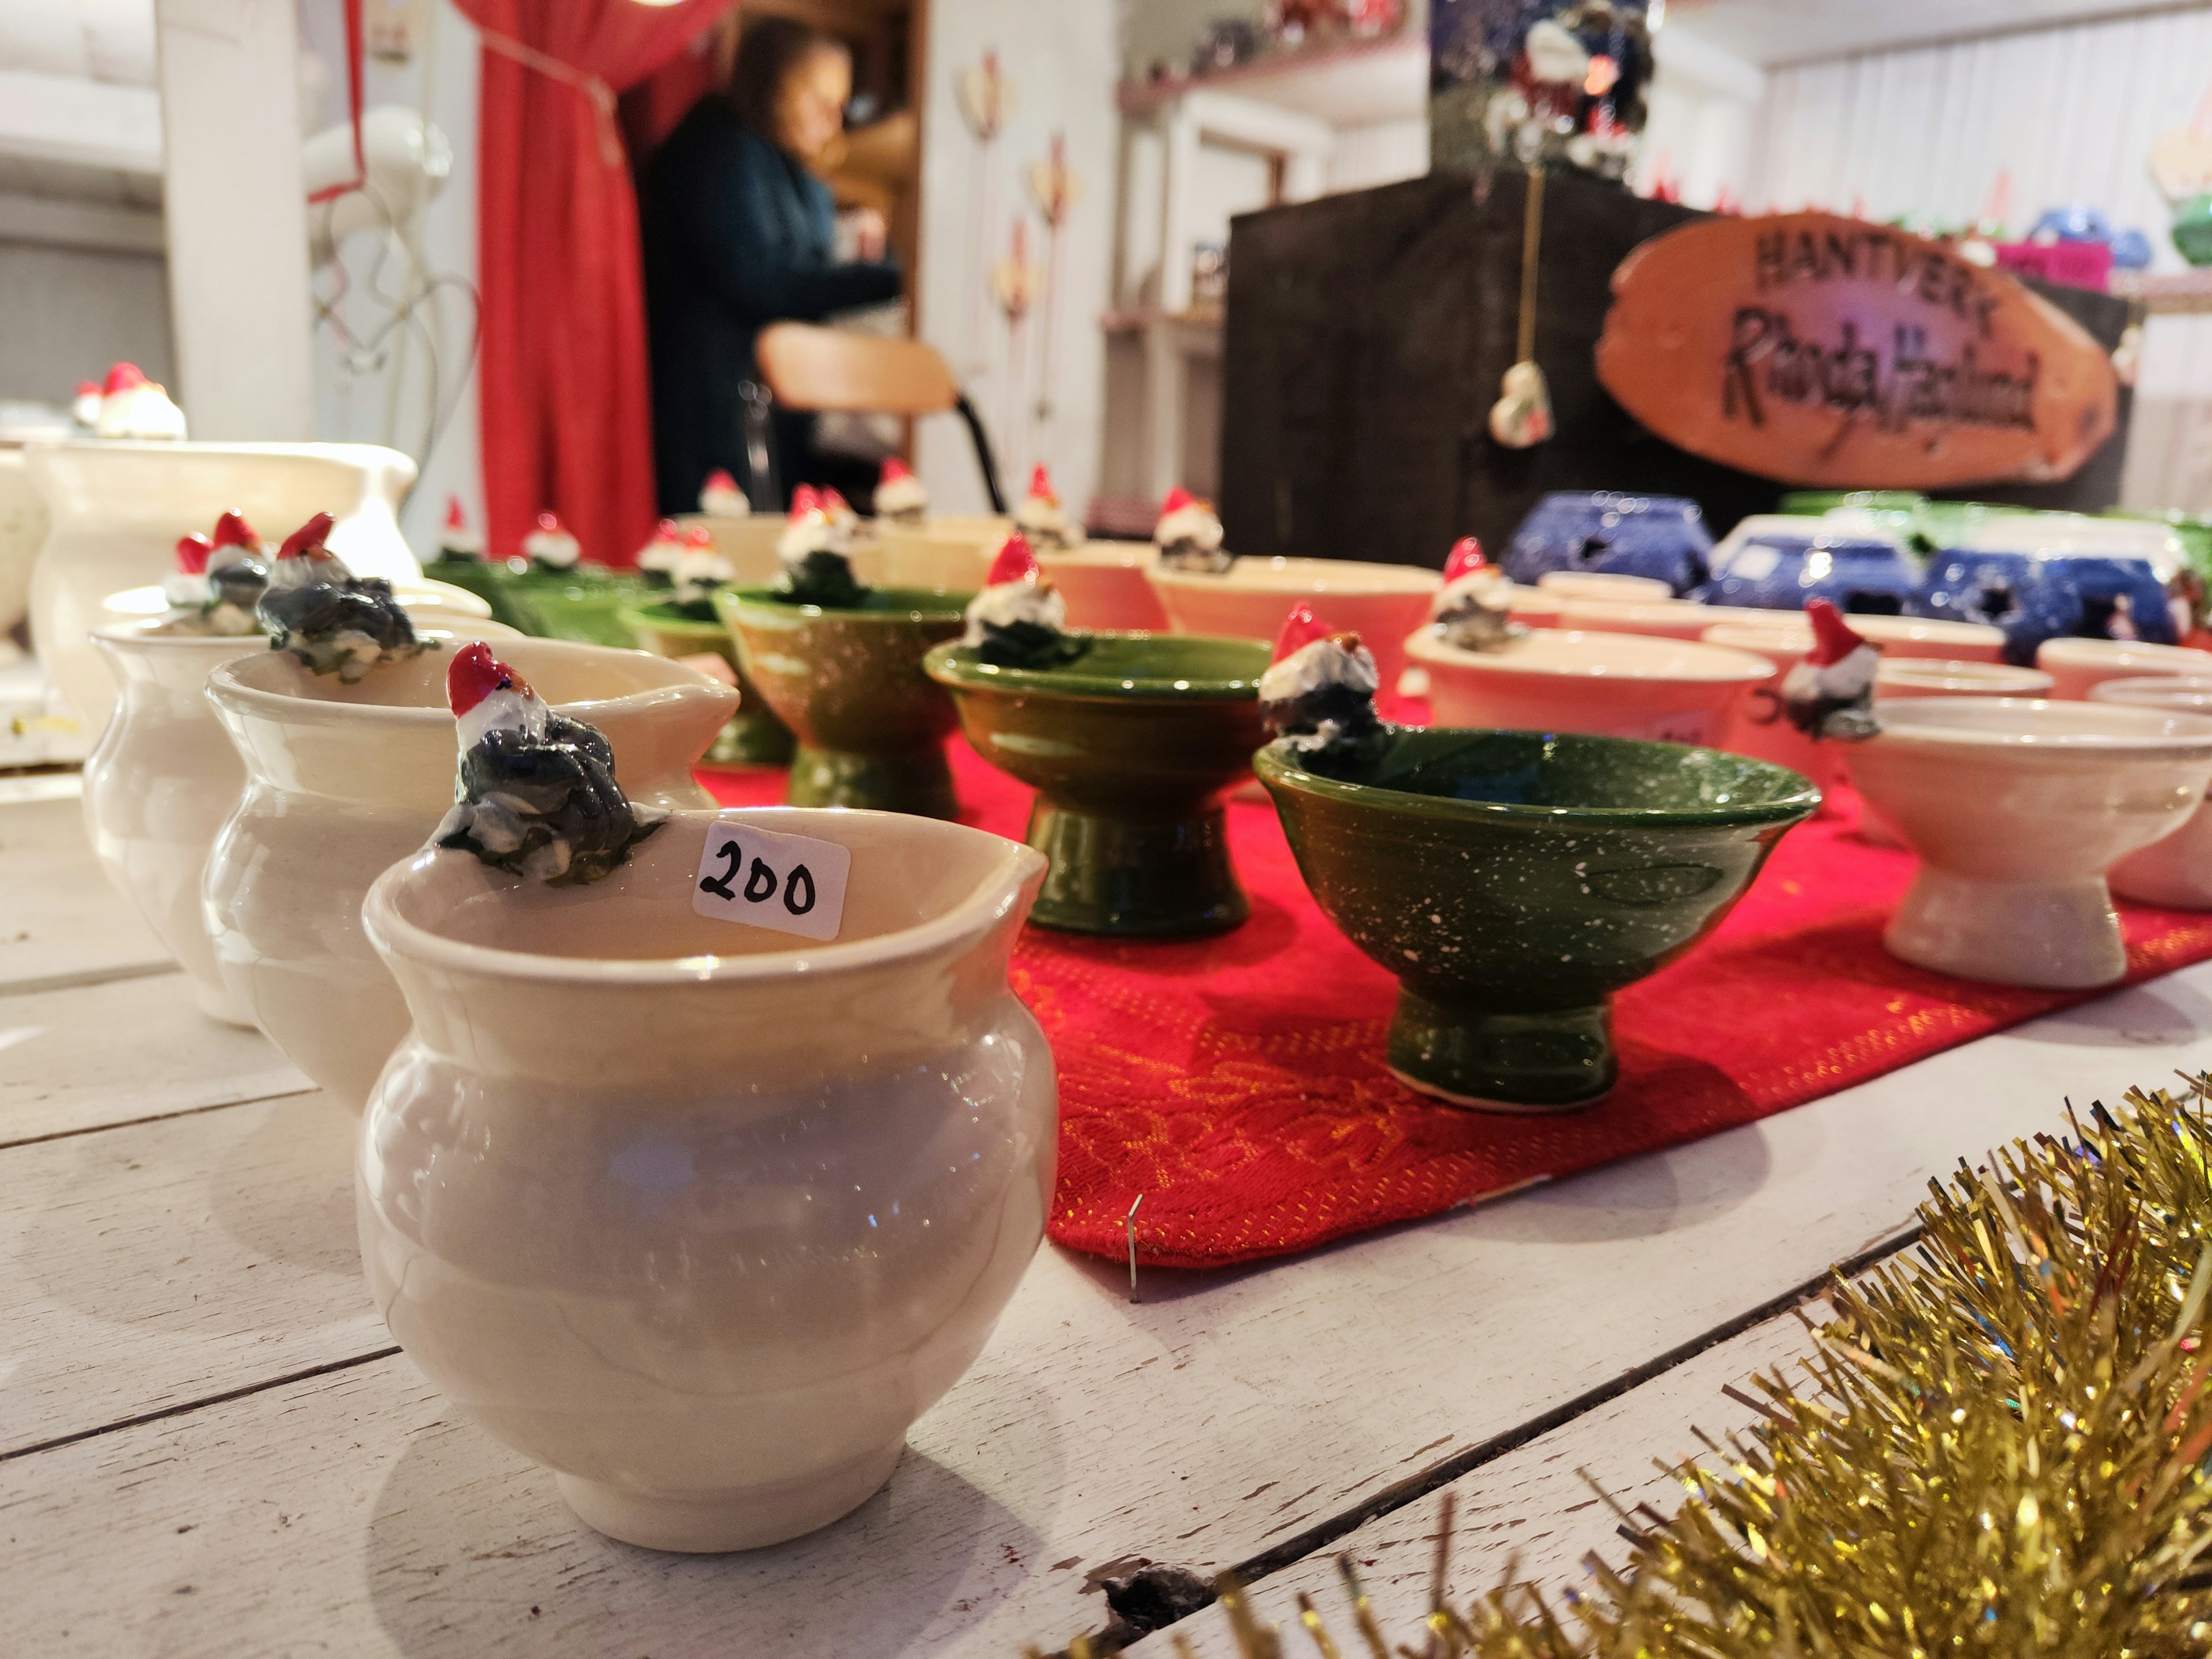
716 586 969 817
926 632 1272 936
418 558 650 645
620 602 796 768
1257 727 1819 1112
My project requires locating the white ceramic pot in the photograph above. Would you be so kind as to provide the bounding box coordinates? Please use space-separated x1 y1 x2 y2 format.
1534 570 1671 601
1408 626 1772 746
204 639 736 1108
2090 678 2212 908
81 615 521 1026
0 448 49 651
1699 622 1836 795
1152 556 1440 697
2035 637 2212 702
1876 659 2055 699
1039 540 1169 632
25 441 422 734
358 807 1052 1552
1843 698 2212 987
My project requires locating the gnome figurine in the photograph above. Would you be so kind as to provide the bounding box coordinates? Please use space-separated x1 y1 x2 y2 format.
1259 604 1385 768
1781 600 1882 741
1429 537 1520 651
963 533 1085 668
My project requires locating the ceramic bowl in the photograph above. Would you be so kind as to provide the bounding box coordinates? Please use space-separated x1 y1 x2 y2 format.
26 440 421 732
868 516 1009 592
1149 556 1440 699
359 807 1052 1552
716 586 968 817
0 447 49 647
1876 659 2056 699
620 601 795 768
1699 514 1920 613
1534 570 1672 602
1552 596 1782 641
103 576 494 634
1699 622 1841 798
673 513 785 585
1038 540 1171 632
203 639 734 1107
1257 727 1817 1109
1843 698 2212 988
1506 585 1569 628
925 632 1270 935
1502 491 1714 593
1407 627 1774 747
2089 678 2212 908
1847 613 2006 662
2035 637 2212 702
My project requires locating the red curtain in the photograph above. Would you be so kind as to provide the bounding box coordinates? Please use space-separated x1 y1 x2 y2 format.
454 0 732 566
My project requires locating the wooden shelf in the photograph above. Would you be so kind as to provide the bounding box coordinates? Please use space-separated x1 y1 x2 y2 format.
1118 33 1425 126
2109 267 2212 315
1099 304 1224 334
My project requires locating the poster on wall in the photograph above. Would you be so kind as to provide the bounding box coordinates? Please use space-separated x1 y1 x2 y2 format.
1595 211 2120 489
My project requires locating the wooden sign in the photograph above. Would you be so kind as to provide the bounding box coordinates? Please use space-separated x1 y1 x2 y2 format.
1594 211 2118 489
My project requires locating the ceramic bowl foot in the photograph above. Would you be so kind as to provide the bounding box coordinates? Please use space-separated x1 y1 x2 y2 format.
553 1438 904 1553
1025 798 1248 935
1385 990 1614 1111
701 708 797 769
2109 803 2212 910
786 743 956 818
1885 868 2126 988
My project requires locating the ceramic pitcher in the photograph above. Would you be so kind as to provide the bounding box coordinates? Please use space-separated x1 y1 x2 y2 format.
26 440 422 733
203 638 735 1108
358 807 1052 1552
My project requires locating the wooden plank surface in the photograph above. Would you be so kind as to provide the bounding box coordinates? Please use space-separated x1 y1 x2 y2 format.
1 959 2207 1654
0 971 307 1146
0 789 172 994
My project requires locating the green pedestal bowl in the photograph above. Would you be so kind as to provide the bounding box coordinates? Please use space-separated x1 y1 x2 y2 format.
925 632 1272 936
715 586 969 817
1257 728 1819 1112
620 602 796 768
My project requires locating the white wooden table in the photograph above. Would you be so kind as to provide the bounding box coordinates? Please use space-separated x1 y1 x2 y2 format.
6 773 2209 1657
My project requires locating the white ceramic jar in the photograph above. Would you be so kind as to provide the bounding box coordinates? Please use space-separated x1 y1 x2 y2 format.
82 616 521 1026
25 440 422 733
358 807 1052 1552
203 639 736 1107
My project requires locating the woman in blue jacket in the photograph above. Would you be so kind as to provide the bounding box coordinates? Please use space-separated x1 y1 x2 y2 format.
642 18 902 516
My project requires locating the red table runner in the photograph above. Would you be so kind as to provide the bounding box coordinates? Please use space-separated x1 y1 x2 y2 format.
700 745 2212 1269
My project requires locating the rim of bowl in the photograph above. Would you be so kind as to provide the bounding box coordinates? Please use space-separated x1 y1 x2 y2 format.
1534 571 1672 599
721 584 969 621
1876 659 2053 692
1868 696 2212 751
1036 540 1155 569
204 634 722 726
1405 626 1775 684
2035 637 2212 668
1849 614 2007 646
102 579 487 620
923 632 1268 699
91 615 282 652
2088 676 2212 711
618 600 724 635
1148 556 1441 595
1253 734 1822 828
362 807 1045 988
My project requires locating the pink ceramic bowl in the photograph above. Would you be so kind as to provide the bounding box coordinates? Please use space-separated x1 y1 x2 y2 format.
1850 615 2006 662
2089 677 2212 908
1700 622 1836 794
1039 540 1169 632
2036 637 2212 702
1555 597 1785 641
1406 626 1772 746
1535 571 1671 601
1876 659 2055 699
1151 556 1440 696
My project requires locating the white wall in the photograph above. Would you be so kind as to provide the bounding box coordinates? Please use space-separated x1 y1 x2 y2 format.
914 1 1118 519
297 0 480 558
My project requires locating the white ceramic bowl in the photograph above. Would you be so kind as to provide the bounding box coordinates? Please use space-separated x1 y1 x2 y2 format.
1535 570 1672 601
0 447 48 647
2088 678 2212 908
359 807 1052 1552
1843 698 2212 987
1876 659 2055 699
1849 614 2006 662
1039 540 1169 632
203 638 736 1108
2035 637 2212 702
103 576 493 632
865 515 1009 593
672 513 784 587
1699 622 1835 794
1406 626 1774 746
25 440 422 734
1505 585 1567 628
1152 556 1440 699
1553 596 1788 641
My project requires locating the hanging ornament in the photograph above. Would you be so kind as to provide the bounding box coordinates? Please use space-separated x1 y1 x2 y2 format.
1027 134 1083 437
993 217 1041 478
956 51 1010 142
958 52 1013 377
1489 169 1554 449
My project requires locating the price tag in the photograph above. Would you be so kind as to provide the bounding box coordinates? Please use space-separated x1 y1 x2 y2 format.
691 817 851 941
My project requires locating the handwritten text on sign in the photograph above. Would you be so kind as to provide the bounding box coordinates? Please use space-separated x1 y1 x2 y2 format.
691 817 852 942
1594 211 2118 490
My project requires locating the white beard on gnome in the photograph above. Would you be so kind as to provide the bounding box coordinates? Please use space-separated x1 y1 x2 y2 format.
1781 599 1882 741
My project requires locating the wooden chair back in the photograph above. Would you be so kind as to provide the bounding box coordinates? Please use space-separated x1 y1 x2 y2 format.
755 323 958 416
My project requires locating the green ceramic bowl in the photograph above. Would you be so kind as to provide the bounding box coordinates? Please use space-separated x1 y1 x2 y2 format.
418 557 540 633
716 586 970 817
925 632 1272 936
510 570 651 646
1257 727 1819 1112
620 601 796 768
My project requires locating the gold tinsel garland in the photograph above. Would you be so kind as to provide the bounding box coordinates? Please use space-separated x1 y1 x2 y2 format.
1036 1085 2212 1657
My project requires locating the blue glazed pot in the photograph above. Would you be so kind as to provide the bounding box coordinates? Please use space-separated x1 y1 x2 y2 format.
1696 516 1919 614
1909 551 2177 665
1502 492 1714 594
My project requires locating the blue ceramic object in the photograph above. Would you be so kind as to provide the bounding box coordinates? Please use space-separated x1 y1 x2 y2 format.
2111 228 2154 271
1698 517 1918 614
1502 493 1714 594
2031 205 2112 244
1908 551 2177 665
